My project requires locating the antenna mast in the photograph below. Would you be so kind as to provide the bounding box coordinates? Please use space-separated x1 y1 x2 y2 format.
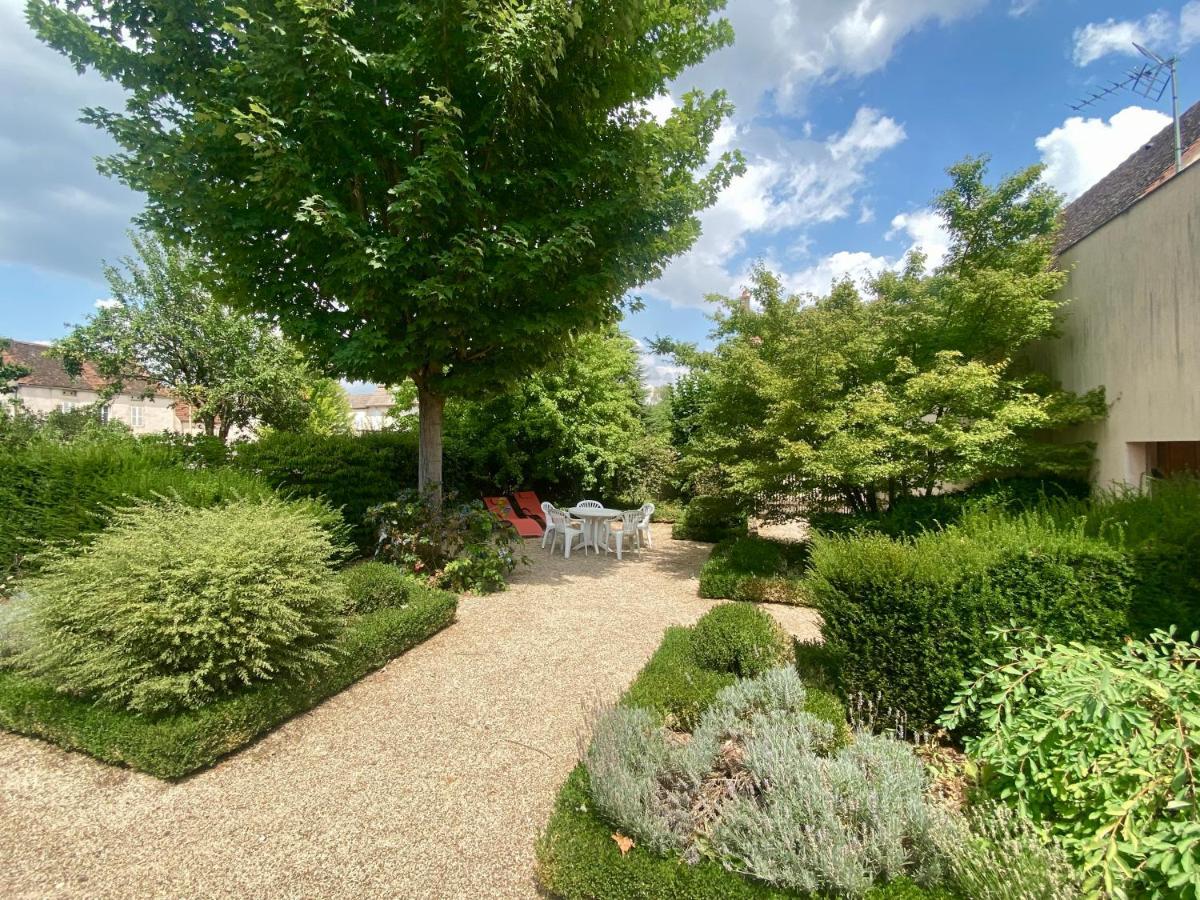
1071 42 1182 174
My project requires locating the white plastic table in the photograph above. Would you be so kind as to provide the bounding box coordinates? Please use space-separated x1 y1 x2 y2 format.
567 506 622 554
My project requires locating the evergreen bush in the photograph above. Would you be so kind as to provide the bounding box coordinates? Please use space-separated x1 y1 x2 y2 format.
340 561 417 614
698 536 810 604
671 496 747 543
12 498 347 714
690 602 790 678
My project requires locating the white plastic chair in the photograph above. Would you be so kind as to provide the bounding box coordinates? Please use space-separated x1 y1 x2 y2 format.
576 499 602 508
601 509 643 560
636 503 655 549
548 506 585 558
540 501 557 549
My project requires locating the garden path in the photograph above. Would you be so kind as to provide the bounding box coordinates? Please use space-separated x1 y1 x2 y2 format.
0 524 820 899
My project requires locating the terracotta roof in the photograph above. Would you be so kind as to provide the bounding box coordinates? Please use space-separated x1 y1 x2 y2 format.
1 339 165 396
348 389 394 410
1058 100 1200 252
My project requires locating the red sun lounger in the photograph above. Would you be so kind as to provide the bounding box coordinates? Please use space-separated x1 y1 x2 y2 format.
484 496 543 538
512 490 547 527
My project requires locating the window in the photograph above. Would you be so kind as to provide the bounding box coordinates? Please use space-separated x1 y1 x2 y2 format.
99 405 110 425
130 405 144 427
58 400 77 413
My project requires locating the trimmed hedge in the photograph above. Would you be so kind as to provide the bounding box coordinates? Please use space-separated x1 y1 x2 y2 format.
0 585 457 778
621 626 735 730
690 602 790 677
233 430 425 551
0 436 297 577
698 537 810 604
340 560 421 614
671 496 747 543
809 512 1133 731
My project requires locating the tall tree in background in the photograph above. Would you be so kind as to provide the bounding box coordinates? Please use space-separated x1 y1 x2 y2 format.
55 232 314 441
657 159 1105 513
29 0 742 501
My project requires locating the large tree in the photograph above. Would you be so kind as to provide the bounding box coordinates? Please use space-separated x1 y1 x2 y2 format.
658 159 1105 514
55 232 315 441
29 0 742 499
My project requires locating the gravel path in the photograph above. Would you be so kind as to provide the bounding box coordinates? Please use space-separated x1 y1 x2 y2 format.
0 525 820 900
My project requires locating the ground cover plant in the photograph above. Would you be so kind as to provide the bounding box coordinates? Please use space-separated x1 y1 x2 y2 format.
943 629 1200 899
808 508 1133 732
698 536 810 604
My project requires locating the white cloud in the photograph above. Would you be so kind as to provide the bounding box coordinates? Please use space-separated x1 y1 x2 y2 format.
1035 105 1171 200
632 339 688 388
643 107 906 308
777 249 895 297
94 297 121 309
887 208 951 269
1071 8 1185 66
1009 0 1039 17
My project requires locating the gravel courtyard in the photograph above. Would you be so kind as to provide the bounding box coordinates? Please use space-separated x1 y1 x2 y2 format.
0 525 820 899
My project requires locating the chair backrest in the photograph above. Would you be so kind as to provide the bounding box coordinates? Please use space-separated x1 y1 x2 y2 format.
621 509 642 531
548 506 573 530
576 499 602 508
541 501 554 522
639 503 655 525
484 496 513 519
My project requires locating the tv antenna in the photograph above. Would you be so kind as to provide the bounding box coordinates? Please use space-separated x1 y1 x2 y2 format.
1071 42 1182 174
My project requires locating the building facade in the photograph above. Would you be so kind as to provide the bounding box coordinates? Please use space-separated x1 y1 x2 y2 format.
2 339 194 434
1031 103 1200 488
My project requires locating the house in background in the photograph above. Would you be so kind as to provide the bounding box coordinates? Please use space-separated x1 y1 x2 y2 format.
1 339 193 434
348 388 397 433
1031 101 1200 488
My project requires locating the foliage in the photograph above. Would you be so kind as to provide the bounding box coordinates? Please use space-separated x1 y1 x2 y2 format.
52 232 317 441
809 475 1090 539
444 328 665 501
12 498 347 714
698 537 810 604
0 586 456 778
809 509 1134 731
0 400 130 446
689 602 791 678
621 626 737 731
1081 475 1200 636
0 338 31 392
0 433 321 578
367 489 524 593
943 630 1200 899
29 0 744 498
301 378 353 436
233 429 422 551
654 159 1104 515
930 804 1079 900
671 496 747 543
585 667 941 895
340 561 419 614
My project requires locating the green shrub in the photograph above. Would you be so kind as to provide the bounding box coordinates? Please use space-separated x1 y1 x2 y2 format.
809 510 1133 731
340 561 417 614
586 668 942 896
1082 475 1200 635
0 585 457 778
690 602 790 678
622 626 736 730
0 436 306 577
698 536 810 604
367 489 524 593
943 630 1200 899
12 498 347 714
671 496 747 543
233 430 423 550
537 765 945 900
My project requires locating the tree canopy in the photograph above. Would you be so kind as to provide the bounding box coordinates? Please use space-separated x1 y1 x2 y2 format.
54 232 316 441
657 158 1105 514
29 0 743 495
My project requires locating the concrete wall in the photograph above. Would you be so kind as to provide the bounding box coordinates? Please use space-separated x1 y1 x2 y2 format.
1031 163 1200 488
11 384 191 435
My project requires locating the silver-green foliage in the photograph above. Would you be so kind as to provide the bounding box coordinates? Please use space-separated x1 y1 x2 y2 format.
942 629 1200 899
585 667 942 895
930 803 1079 900
13 498 347 714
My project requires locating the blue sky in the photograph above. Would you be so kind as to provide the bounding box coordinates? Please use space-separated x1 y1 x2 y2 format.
2 0 1197 386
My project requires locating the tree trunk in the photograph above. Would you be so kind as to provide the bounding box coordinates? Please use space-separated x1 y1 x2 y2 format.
202 415 216 437
417 383 445 505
